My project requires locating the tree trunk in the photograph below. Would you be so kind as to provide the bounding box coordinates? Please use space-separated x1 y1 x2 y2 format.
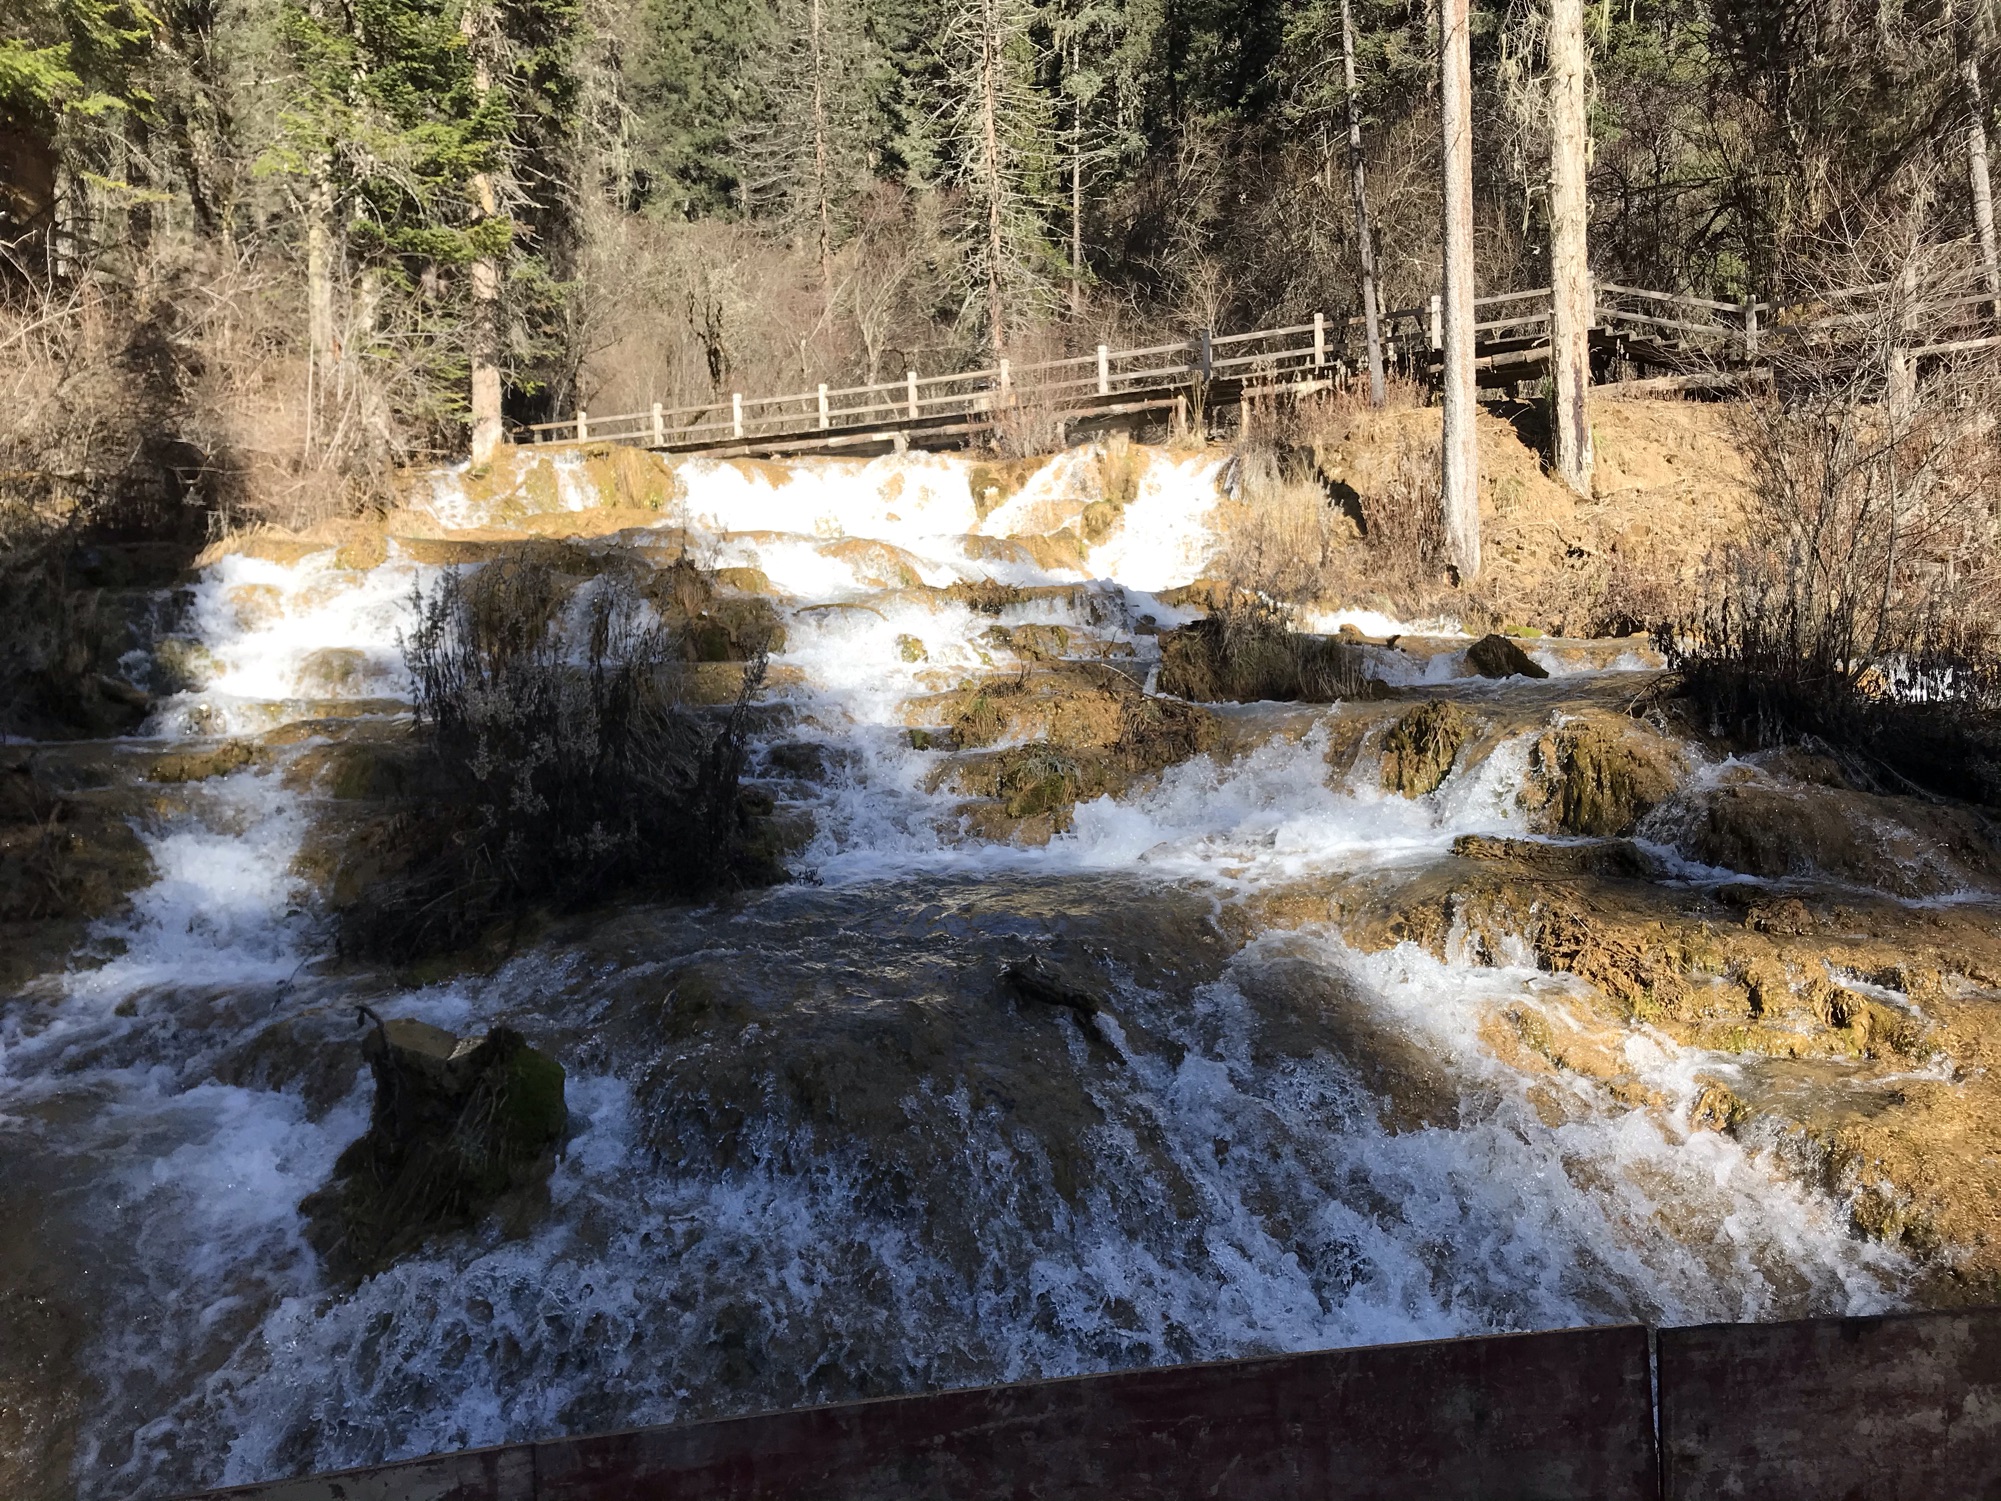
463 2 504 464
1341 0 1385 406
1960 0 2001 319
1070 41 1083 321
981 0 1006 356
811 0 832 286
1548 0 1594 495
1439 0 1480 580
306 159 334 454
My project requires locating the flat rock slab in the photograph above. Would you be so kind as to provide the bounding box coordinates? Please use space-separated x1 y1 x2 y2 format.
1659 1308 2001 1501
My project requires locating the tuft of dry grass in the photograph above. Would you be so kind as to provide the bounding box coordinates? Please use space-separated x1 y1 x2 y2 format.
337 559 776 960
1211 440 1351 604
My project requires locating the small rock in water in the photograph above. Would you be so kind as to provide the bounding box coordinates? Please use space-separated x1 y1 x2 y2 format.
1466 632 1550 680
302 1012 567 1274
1002 956 1101 1017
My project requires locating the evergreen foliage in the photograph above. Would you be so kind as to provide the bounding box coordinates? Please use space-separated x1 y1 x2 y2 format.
7 0 2001 463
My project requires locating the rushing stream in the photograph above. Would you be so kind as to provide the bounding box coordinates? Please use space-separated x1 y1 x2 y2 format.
0 445 1909 1499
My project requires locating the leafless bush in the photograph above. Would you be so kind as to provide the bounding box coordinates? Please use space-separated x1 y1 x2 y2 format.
1669 214 2001 803
1358 431 1446 589
338 560 775 960
0 281 182 732
985 321 1079 458
572 189 974 425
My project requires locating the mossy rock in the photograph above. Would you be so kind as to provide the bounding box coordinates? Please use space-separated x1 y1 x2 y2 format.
1689 1080 1749 1133
1081 499 1122 544
897 634 928 663
999 748 1082 822
334 531 389 572
688 620 735 663
321 743 414 800
986 623 1070 660
1381 701 1474 798
1526 717 1679 836
714 566 776 595
296 647 371 696
153 637 222 692
519 459 563 515
148 739 258 784
948 577 1029 615
1158 615 1376 704
494 1042 568 1163
1466 632 1549 680
966 457 1043 520
1097 432 1142 507
302 1018 567 1276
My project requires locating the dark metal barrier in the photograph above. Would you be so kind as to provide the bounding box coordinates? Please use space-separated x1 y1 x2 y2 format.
173 1308 2001 1501
1659 1308 2001 1501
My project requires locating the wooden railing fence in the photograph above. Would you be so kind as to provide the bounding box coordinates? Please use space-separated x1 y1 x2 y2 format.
519 273 2001 456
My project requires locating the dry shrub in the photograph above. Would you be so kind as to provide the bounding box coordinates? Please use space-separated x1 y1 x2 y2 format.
1669 226 2001 804
988 322 1079 459
1590 553 1681 638
572 187 970 423
1 281 195 733
0 247 431 731
1359 432 1446 590
1159 593 1374 703
184 257 423 531
337 560 775 960
947 577 1031 615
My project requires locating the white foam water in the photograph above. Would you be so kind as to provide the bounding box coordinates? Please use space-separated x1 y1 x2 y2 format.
0 443 1915 1500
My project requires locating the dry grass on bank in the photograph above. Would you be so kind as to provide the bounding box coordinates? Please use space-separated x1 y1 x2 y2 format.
1205 391 1754 637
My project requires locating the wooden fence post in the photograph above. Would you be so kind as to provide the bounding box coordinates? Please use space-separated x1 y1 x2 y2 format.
999 359 1011 403
818 383 830 429
907 370 919 419
576 409 588 441
1314 311 1326 367
1098 344 1110 395
651 402 664 447
1887 345 1915 420
1198 328 1213 379
731 393 744 439
1429 295 1443 352
1742 297 1760 359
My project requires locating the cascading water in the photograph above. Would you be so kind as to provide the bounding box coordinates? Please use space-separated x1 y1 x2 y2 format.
0 444 1910 1501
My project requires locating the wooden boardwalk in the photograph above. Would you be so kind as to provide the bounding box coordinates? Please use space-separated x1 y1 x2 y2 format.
520 278 2001 459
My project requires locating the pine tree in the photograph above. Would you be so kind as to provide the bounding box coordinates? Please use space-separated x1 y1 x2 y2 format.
733 0 879 279
625 0 762 215
1046 0 1152 317
2 0 159 270
268 0 582 448
937 0 1057 354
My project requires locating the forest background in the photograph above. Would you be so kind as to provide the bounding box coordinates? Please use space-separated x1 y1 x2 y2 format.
1 0 1995 688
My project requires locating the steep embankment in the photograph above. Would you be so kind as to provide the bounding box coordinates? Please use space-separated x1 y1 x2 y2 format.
1299 396 1752 634
5 406 1999 1501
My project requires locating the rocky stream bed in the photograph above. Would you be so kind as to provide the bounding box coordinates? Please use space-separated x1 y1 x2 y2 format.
4 436 1997 1500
